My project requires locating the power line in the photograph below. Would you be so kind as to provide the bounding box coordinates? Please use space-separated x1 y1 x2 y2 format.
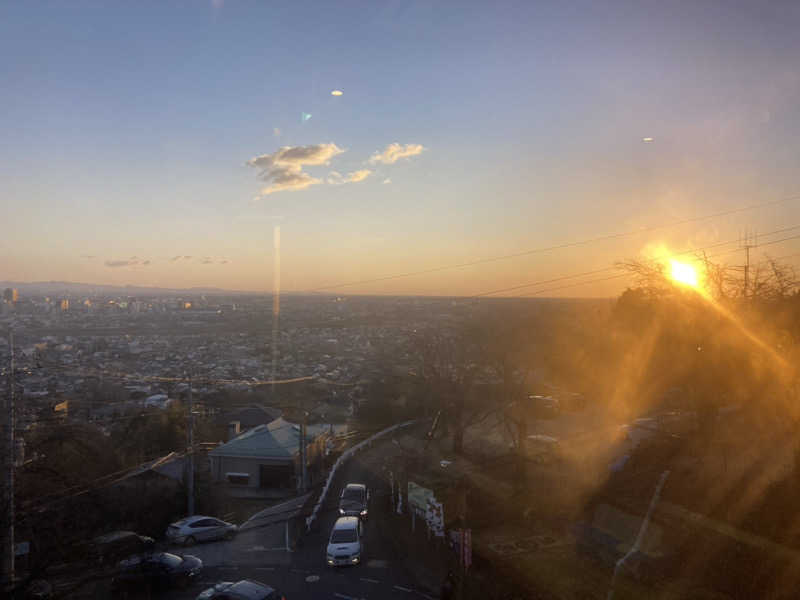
18 422 311 514
304 195 800 293
471 225 800 298
515 241 800 298
21 364 315 388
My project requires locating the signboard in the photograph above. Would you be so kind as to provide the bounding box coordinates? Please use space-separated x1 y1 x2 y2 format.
426 498 445 537
451 529 472 569
407 481 434 513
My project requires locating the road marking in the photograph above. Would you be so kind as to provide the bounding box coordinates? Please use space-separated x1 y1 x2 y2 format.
306 575 320 583
334 593 357 600
360 577 380 584
417 594 436 600
394 585 413 592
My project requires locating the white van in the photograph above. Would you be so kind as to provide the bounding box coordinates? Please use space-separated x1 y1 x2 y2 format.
326 516 362 566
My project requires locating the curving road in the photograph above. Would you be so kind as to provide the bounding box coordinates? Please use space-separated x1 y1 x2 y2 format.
166 438 435 600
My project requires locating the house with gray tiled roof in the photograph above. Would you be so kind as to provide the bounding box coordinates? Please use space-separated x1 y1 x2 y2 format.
208 417 327 498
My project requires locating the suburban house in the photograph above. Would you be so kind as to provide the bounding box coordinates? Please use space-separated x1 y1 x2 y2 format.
219 404 282 434
208 417 328 498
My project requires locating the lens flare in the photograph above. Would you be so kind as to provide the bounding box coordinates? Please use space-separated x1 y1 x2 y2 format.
669 260 698 288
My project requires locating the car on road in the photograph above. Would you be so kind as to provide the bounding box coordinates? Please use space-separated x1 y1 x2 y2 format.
338 482 370 520
326 516 362 566
166 515 238 546
111 551 202 592
196 579 285 600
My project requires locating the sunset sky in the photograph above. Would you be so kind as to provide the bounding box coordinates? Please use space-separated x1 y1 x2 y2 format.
2 1 800 296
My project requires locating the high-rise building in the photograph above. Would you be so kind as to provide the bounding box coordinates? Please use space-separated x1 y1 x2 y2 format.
3 288 18 303
60 299 69 312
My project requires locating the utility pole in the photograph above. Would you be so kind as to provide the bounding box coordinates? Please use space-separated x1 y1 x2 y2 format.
2 329 15 589
186 372 194 516
456 478 469 600
740 230 757 298
271 225 281 399
300 411 307 492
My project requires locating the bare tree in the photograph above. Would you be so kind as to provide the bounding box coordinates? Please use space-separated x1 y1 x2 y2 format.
617 254 798 302
414 327 480 454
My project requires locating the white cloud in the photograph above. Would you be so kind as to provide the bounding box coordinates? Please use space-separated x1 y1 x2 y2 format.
105 258 151 268
368 142 425 165
348 169 371 183
248 143 344 196
328 169 372 185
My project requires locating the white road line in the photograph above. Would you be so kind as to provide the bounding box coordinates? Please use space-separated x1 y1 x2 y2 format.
334 593 357 600
394 585 413 592
417 594 436 600
360 577 380 583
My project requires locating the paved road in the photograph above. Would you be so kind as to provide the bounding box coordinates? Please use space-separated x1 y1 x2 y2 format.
161 438 434 600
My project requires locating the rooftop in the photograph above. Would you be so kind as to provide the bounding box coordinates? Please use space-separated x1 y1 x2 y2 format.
209 417 303 459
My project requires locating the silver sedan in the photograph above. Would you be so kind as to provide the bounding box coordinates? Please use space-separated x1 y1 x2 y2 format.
166 516 238 546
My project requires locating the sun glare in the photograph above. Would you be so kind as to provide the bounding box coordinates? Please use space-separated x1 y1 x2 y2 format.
669 260 698 288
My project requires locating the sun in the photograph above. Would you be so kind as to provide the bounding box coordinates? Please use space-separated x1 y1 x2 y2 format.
669 260 699 288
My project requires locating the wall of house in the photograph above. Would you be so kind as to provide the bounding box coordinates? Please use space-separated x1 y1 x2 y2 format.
210 454 298 488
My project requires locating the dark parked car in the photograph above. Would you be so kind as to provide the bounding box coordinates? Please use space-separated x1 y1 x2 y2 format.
90 531 155 565
196 579 285 600
111 552 202 592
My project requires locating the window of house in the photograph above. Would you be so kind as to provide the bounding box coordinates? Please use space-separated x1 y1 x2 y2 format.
226 472 250 485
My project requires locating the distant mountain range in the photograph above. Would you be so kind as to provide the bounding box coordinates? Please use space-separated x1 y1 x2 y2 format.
0 280 611 300
0 280 266 297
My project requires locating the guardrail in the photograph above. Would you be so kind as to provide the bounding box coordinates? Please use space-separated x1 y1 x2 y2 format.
306 419 416 531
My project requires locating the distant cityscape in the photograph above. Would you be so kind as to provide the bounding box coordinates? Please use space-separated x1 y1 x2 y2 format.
0 286 479 434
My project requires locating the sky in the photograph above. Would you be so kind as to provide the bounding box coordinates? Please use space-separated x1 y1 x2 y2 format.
2 0 800 297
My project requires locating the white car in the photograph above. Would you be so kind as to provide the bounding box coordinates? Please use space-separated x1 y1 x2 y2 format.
326 516 362 566
166 516 238 546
